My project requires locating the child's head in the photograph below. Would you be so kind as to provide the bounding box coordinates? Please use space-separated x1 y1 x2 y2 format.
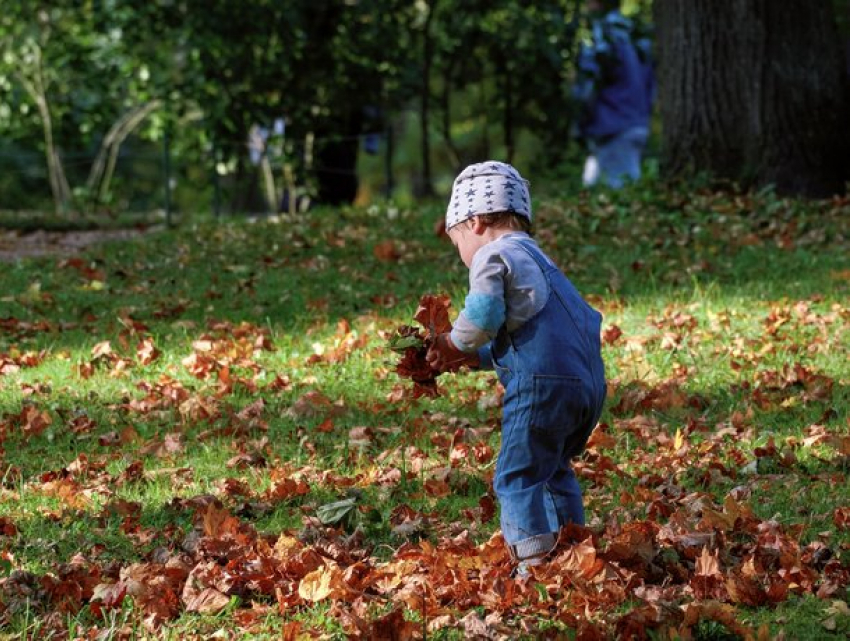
444 161 532 267
445 161 532 233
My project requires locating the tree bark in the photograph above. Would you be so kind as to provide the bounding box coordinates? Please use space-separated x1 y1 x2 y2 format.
497 53 515 164
440 63 461 171
655 0 850 196
16 44 71 216
418 0 436 197
87 100 161 207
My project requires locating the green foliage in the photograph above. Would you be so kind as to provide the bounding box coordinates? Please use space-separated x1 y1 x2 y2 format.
0 2 597 214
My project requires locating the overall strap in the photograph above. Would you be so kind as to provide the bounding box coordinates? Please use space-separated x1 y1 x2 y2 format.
510 236 580 328
509 237 557 277
510 238 599 365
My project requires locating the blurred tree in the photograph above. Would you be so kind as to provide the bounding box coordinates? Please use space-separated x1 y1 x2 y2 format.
475 2 580 166
0 2 177 215
0 1 590 215
430 1 581 175
655 0 850 196
173 0 417 208
300 0 417 206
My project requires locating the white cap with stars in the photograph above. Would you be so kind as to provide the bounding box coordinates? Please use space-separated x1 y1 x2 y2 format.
445 160 532 231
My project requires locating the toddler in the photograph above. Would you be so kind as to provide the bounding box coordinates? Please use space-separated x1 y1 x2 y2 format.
426 161 607 573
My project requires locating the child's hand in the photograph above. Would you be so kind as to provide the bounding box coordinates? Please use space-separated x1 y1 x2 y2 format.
426 333 479 373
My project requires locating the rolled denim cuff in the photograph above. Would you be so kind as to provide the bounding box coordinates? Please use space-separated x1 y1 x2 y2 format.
509 532 557 561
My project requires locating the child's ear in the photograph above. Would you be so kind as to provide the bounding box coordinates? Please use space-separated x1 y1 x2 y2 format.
470 217 487 235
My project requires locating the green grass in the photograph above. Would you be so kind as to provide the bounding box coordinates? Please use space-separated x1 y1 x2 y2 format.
0 184 848 639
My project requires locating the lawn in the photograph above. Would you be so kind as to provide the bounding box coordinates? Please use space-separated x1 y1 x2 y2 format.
0 185 848 639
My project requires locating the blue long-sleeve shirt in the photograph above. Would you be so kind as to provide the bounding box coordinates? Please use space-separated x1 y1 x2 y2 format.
450 233 550 365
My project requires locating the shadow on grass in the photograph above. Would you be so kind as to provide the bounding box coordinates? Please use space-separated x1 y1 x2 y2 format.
1 264 845 365
1 192 848 358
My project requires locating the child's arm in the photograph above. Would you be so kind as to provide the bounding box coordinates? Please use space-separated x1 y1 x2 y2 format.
450 248 508 353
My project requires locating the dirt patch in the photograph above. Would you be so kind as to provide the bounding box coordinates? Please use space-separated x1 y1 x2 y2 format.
0 228 154 262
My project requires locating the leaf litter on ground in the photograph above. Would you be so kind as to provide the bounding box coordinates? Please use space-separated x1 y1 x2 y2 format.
0 186 848 638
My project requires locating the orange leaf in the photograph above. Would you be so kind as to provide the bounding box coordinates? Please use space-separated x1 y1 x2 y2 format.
136 337 160 365
602 324 623 345
298 566 336 602
558 536 602 580
424 478 451 498
695 547 721 577
373 240 401 262
21 405 52 436
184 587 231 614
726 572 767 606
202 504 239 537
91 341 113 359
681 602 753 638
833 507 850 530
0 517 18 536
413 293 453 336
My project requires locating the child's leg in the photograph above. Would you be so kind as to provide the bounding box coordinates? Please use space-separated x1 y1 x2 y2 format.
495 370 604 562
548 377 606 528
495 413 566 560
546 463 585 527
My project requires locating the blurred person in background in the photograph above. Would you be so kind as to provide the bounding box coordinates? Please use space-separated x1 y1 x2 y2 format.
572 0 655 189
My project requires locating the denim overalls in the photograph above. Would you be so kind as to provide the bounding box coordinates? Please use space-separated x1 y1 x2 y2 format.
487 238 606 560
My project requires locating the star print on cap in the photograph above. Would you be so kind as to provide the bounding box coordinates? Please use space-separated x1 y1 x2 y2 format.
445 161 532 230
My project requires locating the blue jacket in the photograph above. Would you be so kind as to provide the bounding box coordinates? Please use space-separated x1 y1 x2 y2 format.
573 11 655 140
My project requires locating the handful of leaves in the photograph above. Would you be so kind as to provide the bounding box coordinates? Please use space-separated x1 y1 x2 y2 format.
388 294 453 398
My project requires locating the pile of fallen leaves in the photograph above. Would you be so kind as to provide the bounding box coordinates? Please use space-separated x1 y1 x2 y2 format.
1 484 848 638
389 294 453 398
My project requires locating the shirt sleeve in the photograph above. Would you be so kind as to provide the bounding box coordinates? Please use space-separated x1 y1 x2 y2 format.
450 248 508 353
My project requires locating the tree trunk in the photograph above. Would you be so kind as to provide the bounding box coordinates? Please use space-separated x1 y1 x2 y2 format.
655 0 850 196
87 100 161 208
314 111 361 206
418 1 436 197
440 63 461 171
17 45 71 216
497 53 515 164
